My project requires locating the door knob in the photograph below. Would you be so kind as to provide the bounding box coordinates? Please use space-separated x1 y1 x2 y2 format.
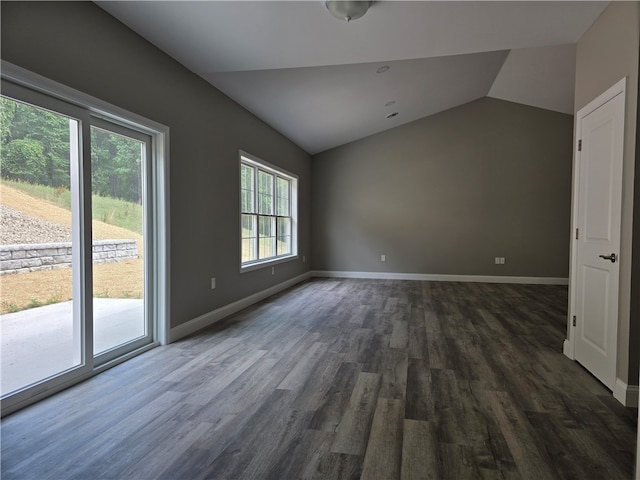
598 253 617 263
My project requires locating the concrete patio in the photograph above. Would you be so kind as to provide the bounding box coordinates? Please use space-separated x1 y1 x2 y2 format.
1 298 144 396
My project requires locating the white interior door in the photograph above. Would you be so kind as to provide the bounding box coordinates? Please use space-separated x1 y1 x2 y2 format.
573 85 625 390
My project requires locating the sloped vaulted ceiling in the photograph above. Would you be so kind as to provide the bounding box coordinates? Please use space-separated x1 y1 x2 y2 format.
96 1 608 154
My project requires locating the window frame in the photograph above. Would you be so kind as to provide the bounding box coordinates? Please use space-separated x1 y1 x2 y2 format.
239 151 298 272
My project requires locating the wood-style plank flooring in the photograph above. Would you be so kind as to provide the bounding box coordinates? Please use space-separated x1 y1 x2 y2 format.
1 279 637 479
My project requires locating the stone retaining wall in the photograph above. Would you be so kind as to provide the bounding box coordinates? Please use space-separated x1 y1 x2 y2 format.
0 239 138 275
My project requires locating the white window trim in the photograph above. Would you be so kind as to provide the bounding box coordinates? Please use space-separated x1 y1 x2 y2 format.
239 150 298 272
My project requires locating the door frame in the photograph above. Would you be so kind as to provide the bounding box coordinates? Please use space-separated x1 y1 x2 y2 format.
0 60 171 415
564 77 626 385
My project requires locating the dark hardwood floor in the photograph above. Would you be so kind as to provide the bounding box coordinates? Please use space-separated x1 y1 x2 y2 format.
1 279 637 479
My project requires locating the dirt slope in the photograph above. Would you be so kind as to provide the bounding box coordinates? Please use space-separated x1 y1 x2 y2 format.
0 183 143 244
0 183 144 314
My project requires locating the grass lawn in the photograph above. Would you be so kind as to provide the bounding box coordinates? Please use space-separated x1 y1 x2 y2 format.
1 260 144 314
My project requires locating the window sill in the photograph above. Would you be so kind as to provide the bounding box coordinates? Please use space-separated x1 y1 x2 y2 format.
240 254 298 273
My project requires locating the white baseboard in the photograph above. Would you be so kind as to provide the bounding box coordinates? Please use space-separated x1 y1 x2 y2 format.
563 339 574 359
311 270 569 285
613 378 639 407
169 272 312 343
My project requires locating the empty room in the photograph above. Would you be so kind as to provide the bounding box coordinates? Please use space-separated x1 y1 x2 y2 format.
1 1 639 479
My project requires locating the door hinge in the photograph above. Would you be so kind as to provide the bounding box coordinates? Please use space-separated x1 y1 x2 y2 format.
575 228 579 240
572 315 576 327
578 139 582 151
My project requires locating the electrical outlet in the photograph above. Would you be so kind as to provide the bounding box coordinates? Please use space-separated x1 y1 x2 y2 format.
302 255 306 263
211 277 216 290
271 266 275 275
381 254 386 262
500 257 506 264
495 257 500 265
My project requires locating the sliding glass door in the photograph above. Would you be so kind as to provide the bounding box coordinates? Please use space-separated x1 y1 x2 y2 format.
0 77 162 412
90 121 152 363
0 88 87 396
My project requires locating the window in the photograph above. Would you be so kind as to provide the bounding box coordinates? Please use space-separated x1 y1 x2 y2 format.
240 152 297 270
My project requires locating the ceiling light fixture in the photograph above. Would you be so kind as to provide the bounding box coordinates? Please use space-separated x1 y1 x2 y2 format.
325 1 372 22
386 112 399 119
384 100 396 107
376 65 390 74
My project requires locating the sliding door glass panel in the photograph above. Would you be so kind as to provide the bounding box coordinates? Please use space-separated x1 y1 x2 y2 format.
0 96 82 396
90 124 148 357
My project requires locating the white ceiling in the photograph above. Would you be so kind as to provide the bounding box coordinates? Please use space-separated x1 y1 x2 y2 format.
96 1 608 154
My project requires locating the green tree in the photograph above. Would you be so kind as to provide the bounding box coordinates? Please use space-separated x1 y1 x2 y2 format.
1 139 46 184
0 97 16 146
1 97 70 187
91 128 142 203
1 96 142 204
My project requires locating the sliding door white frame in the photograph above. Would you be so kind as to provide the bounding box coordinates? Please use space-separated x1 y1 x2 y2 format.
1 61 170 415
90 117 155 366
1 80 94 410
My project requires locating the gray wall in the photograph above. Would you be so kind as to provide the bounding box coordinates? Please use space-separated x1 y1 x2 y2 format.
312 97 573 278
1 1 312 329
574 1 639 387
